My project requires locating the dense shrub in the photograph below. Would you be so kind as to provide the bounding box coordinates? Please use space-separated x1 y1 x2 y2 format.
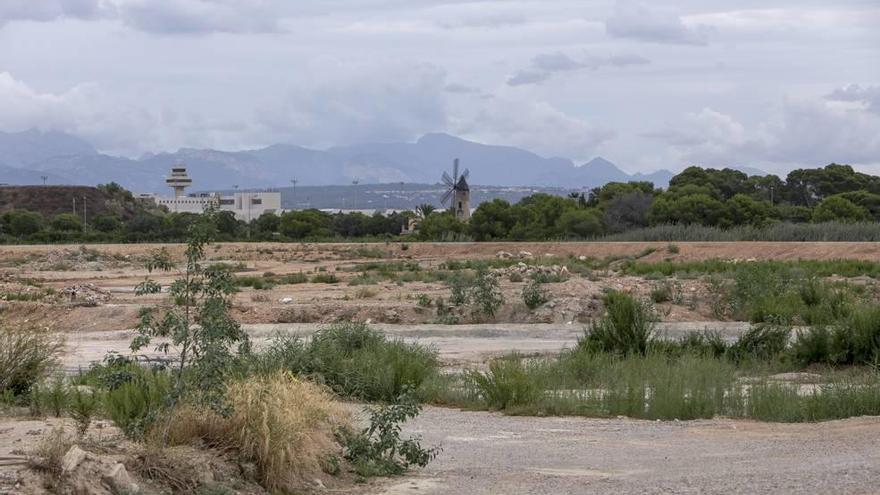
726 325 790 363
105 368 172 440
466 357 540 410
579 291 656 356
252 323 439 402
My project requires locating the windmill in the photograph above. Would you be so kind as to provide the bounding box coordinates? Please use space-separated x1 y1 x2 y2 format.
441 158 471 221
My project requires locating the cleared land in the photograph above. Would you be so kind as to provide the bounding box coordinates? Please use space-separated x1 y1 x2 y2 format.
2 241 880 494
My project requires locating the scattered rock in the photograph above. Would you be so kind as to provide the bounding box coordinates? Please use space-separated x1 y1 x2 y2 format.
61 446 88 474
496 251 514 259
103 463 139 494
62 284 111 306
280 297 293 304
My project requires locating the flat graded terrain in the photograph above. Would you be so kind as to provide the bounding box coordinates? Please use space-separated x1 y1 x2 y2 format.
374 408 880 495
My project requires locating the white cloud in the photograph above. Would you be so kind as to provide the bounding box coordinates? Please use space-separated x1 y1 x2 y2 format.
457 98 615 161
646 98 880 170
826 84 880 114
605 0 710 45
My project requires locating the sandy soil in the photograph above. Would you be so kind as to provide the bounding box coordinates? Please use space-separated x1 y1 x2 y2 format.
371 408 880 495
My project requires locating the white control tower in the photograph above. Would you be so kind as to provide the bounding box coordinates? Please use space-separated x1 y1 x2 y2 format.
165 165 193 198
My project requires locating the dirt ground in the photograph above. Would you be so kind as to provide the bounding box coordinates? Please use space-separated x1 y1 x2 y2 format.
373 408 880 495
3 241 880 494
3 241 880 333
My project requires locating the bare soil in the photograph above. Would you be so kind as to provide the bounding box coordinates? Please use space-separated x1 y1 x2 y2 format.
2 241 880 494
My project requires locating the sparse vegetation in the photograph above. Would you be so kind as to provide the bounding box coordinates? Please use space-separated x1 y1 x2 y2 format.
0 324 64 396
521 280 549 309
338 389 439 477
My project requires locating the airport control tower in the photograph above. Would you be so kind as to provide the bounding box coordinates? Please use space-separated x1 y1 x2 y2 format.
165 165 193 198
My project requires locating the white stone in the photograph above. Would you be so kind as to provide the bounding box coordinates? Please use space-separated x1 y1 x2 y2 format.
103 463 139 494
61 446 87 473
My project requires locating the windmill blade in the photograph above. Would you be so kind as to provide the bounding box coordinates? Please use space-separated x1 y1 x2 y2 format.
453 160 459 182
441 188 454 205
442 171 454 186
460 168 469 181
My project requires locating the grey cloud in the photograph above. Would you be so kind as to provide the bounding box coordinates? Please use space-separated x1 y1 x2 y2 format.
507 51 649 86
115 0 282 34
826 84 880 114
255 64 449 148
0 0 104 25
606 0 709 45
444 83 492 99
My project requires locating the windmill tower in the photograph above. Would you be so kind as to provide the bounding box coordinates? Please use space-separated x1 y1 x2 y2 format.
441 158 471 221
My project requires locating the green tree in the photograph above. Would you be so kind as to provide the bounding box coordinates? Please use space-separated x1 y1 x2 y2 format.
556 208 603 238
92 214 122 233
811 196 870 223
4 210 43 237
719 194 771 227
50 213 83 232
648 193 724 226
469 199 514 240
132 210 250 444
418 211 467 241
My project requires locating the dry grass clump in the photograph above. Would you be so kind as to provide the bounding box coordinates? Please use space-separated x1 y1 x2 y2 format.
166 372 350 492
28 427 75 476
0 324 64 395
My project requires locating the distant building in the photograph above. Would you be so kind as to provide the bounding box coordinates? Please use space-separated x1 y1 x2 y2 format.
140 166 282 222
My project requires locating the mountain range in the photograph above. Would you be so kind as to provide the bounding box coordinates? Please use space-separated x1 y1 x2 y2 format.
0 129 683 193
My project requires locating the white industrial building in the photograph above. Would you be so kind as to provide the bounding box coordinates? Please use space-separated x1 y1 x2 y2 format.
140 166 282 222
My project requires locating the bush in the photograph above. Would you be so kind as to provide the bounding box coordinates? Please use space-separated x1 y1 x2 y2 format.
168 372 350 492
69 387 100 436
252 323 439 402
0 325 64 396
579 291 656 356
106 369 172 440
465 357 540 410
727 325 790 363
789 327 832 366
521 280 549 309
338 389 438 477
830 304 880 365
311 273 340 284
470 268 504 319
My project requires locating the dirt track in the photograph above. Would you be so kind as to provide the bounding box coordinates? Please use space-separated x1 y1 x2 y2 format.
375 408 880 495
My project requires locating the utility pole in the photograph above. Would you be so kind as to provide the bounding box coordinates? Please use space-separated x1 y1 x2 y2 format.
352 179 359 211
291 179 298 210
72 197 76 215
41 175 48 185
82 196 87 233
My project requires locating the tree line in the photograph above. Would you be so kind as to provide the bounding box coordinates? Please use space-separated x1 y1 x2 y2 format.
1 163 879 243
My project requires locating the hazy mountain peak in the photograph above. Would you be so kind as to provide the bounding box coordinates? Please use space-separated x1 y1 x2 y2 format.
0 128 97 167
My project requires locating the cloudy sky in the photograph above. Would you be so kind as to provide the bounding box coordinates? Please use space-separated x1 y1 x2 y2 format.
0 0 878 175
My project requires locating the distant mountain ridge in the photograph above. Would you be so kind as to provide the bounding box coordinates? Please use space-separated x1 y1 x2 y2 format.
0 129 683 192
